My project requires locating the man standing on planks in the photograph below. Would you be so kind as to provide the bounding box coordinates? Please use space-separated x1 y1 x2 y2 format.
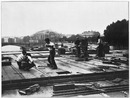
74 37 81 57
45 38 58 69
96 36 105 57
80 37 89 61
16 46 36 71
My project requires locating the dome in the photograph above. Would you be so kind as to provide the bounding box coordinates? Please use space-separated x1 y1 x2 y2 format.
82 31 100 37
2 45 21 52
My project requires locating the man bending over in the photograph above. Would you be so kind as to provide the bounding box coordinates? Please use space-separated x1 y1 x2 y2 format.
16 47 36 71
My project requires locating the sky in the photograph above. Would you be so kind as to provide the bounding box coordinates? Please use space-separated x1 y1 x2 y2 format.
1 1 128 37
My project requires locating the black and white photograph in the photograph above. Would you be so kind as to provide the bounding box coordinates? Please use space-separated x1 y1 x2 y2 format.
1 1 129 98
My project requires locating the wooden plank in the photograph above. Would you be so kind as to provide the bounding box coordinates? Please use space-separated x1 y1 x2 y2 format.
2 67 10 81
2 54 25 81
42 60 66 72
60 56 120 72
60 55 97 68
90 59 128 71
57 57 95 69
3 54 17 60
65 57 122 72
11 62 37 79
35 58 64 72
105 91 128 97
2 51 49 55
27 67 45 78
34 62 51 77
31 53 45 58
11 65 26 79
55 59 93 74
55 60 77 74
62 55 98 67
34 57 73 76
58 57 95 68
2 66 22 80
31 53 49 58
39 52 50 56
34 59 64 77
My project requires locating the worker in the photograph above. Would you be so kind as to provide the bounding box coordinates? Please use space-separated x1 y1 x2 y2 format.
81 37 89 61
45 38 58 69
74 37 81 57
96 36 105 57
16 46 36 70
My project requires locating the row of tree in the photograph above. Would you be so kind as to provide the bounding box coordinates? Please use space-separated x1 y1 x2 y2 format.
4 19 128 48
104 19 128 47
22 30 100 44
60 19 129 48
59 34 98 43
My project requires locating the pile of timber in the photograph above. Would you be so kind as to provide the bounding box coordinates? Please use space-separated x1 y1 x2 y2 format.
53 83 128 97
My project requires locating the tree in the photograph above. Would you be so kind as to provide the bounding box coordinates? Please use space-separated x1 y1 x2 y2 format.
67 35 76 42
67 34 84 42
59 36 67 42
104 19 128 47
23 36 30 43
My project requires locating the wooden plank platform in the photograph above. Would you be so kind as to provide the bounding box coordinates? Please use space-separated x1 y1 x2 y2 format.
12 62 37 79
2 66 23 80
2 67 10 81
2 70 128 90
2 50 129 90
56 58 93 74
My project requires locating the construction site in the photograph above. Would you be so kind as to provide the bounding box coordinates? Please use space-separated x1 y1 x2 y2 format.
1 1 129 98
2 43 129 98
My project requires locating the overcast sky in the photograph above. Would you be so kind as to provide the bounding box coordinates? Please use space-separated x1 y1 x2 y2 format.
2 1 128 37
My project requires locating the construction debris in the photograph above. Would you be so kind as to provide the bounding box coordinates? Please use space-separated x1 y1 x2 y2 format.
18 84 40 95
2 57 12 66
53 83 75 91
